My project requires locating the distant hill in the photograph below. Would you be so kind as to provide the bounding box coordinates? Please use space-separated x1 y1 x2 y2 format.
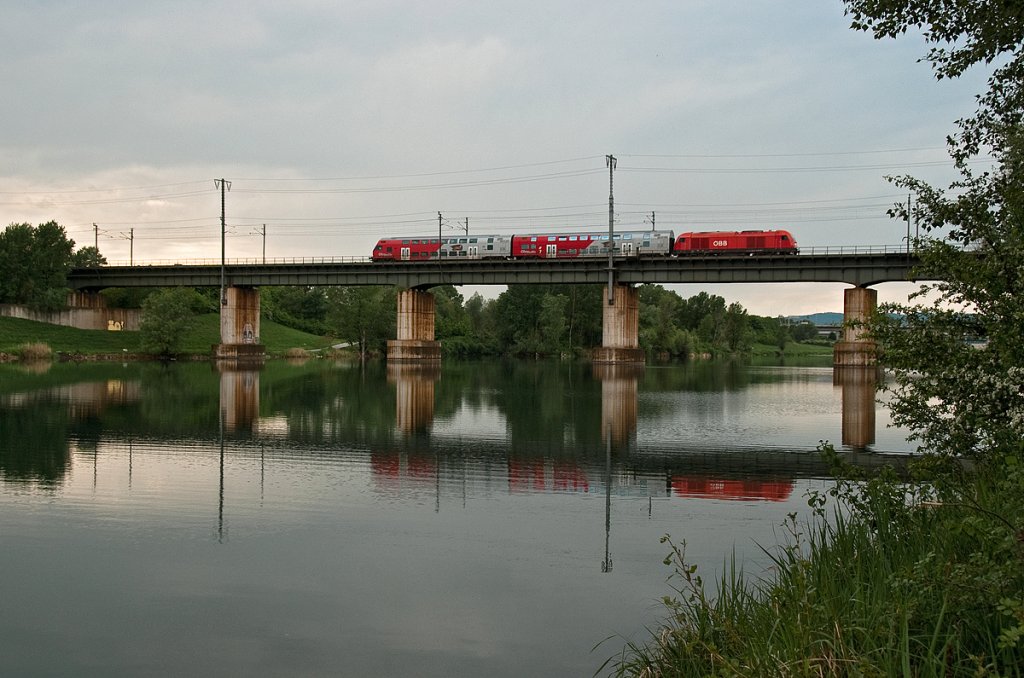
786 312 844 326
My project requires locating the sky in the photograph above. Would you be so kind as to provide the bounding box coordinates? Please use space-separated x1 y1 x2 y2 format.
1 0 993 316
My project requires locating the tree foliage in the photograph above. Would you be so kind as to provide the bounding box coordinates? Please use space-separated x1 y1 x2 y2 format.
0 221 76 311
261 286 328 335
71 246 107 268
325 286 396 358
139 288 199 356
848 0 1024 458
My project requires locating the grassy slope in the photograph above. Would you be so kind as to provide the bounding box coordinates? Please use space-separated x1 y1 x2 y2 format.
0 314 332 355
750 341 833 357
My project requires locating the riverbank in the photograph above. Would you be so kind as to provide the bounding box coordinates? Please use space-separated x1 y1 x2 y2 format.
0 315 834 363
0 314 334 361
607 446 1024 676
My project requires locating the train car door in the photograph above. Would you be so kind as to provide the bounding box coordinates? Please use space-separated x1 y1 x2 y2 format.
545 244 557 257
468 246 478 258
621 241 634 257
401 247 411 261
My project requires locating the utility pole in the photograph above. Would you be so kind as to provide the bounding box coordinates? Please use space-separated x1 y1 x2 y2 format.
464 217 469 237
438 211 443 262
606 154 617 305
215 179 231 305
119 228 134 265
93 223 98 250
257 224 266 263
650 211 655 231
909 193 917 258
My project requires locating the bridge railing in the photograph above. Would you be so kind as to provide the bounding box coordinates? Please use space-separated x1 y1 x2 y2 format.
93 244 916 268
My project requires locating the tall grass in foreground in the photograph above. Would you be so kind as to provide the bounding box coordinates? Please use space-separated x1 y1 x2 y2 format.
15 342 53 360
605 445 1024 677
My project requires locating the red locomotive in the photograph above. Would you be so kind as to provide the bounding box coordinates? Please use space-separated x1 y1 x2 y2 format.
371 229 798 261
673 230 798 255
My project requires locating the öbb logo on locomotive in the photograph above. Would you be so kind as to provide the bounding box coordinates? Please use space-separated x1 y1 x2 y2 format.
371 229 798 261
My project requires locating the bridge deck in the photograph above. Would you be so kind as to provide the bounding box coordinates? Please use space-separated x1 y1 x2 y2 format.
69 251 923 290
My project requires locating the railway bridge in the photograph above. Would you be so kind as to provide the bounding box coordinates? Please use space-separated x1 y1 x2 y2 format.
67 247 925 365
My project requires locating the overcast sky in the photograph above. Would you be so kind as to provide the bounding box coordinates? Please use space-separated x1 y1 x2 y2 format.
1 1 991 315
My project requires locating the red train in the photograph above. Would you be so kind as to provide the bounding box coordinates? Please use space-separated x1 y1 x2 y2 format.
372 229 798 261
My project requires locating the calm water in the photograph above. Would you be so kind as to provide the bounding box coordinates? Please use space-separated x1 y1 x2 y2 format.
0 359 912 677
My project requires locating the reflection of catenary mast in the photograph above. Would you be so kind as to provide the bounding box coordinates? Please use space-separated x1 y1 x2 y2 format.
602 424 613 573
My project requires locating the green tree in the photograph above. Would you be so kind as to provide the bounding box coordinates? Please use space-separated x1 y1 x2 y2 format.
430 285 471 340
325 286 396 359
262 286 328 335
0 221 76 311
139 288 198 356
537 293 568 355
639 284 692 357
71 246 107 268
848 0 1024 459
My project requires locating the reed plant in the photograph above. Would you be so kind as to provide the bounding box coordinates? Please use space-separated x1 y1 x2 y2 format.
15 342 53 361
605 444 1024 677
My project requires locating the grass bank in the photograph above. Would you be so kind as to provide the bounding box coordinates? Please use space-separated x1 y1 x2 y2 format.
0 315 333 358
606 446 1024 676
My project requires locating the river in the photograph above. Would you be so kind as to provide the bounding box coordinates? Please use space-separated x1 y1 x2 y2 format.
0 358 912 677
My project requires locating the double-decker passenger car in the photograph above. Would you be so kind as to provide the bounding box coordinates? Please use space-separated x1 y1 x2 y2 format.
673 229 798 255
510 230 674 258
372 235 512 261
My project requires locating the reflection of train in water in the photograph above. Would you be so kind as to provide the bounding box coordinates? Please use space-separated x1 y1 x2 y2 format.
372 229 799 261
670 475 793 502
370 451 793 502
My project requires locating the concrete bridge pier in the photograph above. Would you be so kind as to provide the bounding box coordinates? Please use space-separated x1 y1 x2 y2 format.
833 286 877 367
215 286 265 362
592 284 645 364
387 288 441 362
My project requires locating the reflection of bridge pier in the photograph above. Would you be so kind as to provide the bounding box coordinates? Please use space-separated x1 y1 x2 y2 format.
593 363 641 448
834 366 880 449
217 364 262 432
388 363 440 435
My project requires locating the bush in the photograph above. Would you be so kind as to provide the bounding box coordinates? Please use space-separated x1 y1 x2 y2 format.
15 342 53 361
139 288 197 356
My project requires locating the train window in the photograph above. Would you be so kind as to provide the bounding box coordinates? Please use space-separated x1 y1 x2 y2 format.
469 238 477 243
459 238 468 244
486 245 493 250
487 237 493 243
623 234 631 239
531 236 537 242
402 240 409 245
558 236 566 242
458 251 466 256
441 251 448 257
569 235 577 241
781 235 790 240
569 249 577 255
